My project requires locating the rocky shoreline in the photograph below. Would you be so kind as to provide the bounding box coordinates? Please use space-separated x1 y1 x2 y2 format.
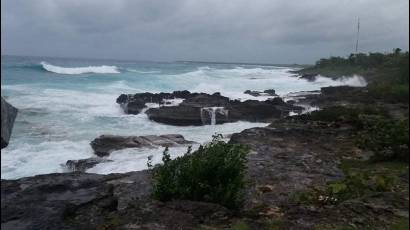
1 84 408 229
117 90 302 126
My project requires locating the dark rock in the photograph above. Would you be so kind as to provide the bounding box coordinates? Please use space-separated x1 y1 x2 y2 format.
299 74 318 81
91 134 195 157
263 89 277 96
66 157 113 172
117 90 198 115
1 97 18 149
228 121 347 214
1 170 232 229
297 86 369 107
146 93 302 126
244 89 277 97
1 171 152 230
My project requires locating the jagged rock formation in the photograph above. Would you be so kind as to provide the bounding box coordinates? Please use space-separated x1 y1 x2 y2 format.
1 97 18 149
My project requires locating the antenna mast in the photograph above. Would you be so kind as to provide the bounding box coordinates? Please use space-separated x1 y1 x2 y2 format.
355 17 360 53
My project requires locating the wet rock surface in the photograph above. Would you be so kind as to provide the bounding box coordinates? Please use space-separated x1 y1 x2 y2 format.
91 134 196 157
1 171 232 230
66 157 114 172
116 90 198 115
1 97 18 149
117 90 302 126
145 93 302 126
244 89 278 97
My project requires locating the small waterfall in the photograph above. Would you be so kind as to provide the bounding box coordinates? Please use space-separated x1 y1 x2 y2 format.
200 107 229 125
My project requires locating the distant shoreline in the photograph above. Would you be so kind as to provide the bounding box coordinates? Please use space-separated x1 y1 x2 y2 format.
1 54 311 67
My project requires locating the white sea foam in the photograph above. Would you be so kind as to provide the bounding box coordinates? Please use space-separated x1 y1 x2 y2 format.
41 62 120 75
126 68 161 74
1 62 369 179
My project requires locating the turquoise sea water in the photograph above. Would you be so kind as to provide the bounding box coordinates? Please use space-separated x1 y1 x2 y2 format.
1 55 366 179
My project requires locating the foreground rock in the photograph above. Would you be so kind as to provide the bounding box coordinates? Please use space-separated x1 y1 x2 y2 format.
91 134 196 157
2 111 408 229
1 171 231 230
229 117 409 229
1 97 18 149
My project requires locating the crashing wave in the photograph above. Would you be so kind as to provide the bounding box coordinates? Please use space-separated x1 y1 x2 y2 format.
40 62 120 75
126 68 161 74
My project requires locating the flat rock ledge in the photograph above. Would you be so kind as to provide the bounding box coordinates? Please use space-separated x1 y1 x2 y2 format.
90 134 196 157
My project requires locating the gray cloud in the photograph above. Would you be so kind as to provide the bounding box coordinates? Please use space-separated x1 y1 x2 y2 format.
2 0 409 64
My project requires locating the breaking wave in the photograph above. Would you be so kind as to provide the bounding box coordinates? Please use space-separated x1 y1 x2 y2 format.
41 62 120 75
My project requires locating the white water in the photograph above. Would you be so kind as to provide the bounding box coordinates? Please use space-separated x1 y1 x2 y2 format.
41 62 120 75
2 60 368 179
200 107 229 125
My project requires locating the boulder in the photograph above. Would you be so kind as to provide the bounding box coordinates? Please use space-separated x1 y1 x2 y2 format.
1 97 18 149
1 171 231 229
117 90 196 115
66 157 113 172
91 134 195 157
1 171 151 230
299 73 318 81
244 89 277 97
147 94 302 126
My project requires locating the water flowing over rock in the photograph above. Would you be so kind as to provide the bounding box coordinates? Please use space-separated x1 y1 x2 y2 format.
200 107 229 125
1 97 18 149
91 134 196 157
145 92 303 126
117 91 302 126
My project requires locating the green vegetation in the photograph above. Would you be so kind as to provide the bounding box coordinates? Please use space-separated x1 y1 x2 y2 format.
293 172 396 205
231 220 250 230
357 115 409 162
301 106 387 127
299 106 409 162
391 218 410 230
151 134 249 209
302 48 409 83
292 158 408 207
300 49 409 102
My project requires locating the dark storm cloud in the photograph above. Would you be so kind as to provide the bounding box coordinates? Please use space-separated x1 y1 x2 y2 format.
1 0 409 63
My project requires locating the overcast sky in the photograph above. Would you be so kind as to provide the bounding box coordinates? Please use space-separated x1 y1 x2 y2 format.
1 0 409 64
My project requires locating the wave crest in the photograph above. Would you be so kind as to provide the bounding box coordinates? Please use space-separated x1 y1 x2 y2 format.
41 62 120 75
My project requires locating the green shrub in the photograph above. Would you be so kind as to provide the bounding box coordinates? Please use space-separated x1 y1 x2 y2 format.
357 115 409 162
151 134 249 209
368 83 409 103
301 106 387 128
294 172 396 205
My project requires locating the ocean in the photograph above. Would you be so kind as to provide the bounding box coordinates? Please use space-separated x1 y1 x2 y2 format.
0 55 367 179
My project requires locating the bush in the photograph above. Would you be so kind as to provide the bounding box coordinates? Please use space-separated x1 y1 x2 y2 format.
300 106 387 128
151 134 249 209
357 115 409 162
368 83 409 103
294 172 396 205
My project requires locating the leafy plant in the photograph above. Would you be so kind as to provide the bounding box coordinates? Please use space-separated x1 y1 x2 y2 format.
151 134 249 209
357 115 409 162
293 172 396 205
